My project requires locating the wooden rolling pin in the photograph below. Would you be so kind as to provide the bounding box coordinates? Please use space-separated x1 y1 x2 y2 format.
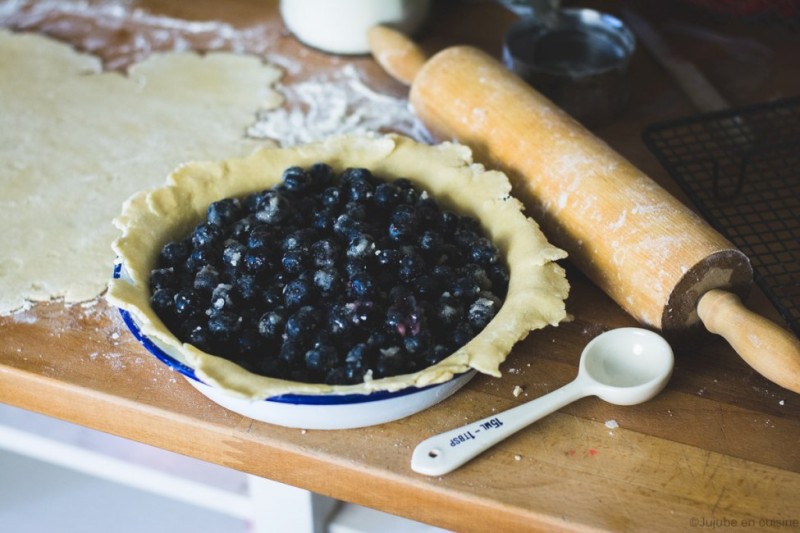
368 26 800 393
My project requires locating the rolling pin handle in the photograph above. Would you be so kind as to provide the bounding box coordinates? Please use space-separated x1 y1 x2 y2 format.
367 25 427 86
697 289 800 393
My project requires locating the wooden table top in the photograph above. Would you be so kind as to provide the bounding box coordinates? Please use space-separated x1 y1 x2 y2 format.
2 1 799 531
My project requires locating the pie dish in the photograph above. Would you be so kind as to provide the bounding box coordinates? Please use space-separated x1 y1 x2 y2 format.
107 134 569 414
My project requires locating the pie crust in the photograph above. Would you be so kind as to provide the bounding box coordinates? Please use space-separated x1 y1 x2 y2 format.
107 134 569 399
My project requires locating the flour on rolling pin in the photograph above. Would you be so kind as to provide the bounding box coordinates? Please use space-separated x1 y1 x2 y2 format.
408 46 753 337
377 35 799 392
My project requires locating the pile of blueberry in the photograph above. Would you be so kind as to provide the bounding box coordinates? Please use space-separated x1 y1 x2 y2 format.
149 164 509 385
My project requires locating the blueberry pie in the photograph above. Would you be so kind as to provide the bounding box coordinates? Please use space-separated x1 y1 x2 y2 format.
107 135 569 399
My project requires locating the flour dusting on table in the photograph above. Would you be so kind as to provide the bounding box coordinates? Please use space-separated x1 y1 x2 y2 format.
249 64 427 146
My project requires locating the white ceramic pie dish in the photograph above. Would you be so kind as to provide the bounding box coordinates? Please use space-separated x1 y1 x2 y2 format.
114 264 475 429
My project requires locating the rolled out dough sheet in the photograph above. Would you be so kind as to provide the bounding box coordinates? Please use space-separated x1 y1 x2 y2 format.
0 29 281 314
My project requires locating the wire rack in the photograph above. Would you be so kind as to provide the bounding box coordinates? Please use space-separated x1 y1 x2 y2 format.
642 96 800 337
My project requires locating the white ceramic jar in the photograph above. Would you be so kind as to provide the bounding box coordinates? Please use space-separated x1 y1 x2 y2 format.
280 0 431 55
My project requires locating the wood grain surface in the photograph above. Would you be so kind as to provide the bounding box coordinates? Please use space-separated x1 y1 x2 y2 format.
2 1 799 531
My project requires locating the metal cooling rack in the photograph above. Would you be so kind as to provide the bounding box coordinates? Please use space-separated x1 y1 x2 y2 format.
642 96 800 337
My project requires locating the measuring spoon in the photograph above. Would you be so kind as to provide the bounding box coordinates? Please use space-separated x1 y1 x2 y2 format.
411 327 674 476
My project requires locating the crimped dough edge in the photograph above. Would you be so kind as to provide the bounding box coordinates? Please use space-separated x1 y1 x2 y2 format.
107 134 569 399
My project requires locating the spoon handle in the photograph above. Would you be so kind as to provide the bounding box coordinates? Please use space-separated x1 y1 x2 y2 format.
411 380 588 476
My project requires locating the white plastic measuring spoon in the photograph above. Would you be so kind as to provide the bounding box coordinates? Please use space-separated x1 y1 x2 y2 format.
411 327 674 476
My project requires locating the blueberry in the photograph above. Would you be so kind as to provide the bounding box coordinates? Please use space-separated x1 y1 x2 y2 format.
435 293 463 327
325 367 351 385
308 162 335 188
348 300 379 328
283 278 314 309
450 322 474 349
229 215 256 241
150 267 177 291
151 287 176 314
432 264 454 283
261 284 283 308
438 211 460 235
453 228 479 251
313 268 341 296
341 167 373 188
311 239 340 268
208 310 242 340
348 272 376 299
192 223 223 249
343 365 365 383
207 198 241 227
279 339 305 367
344 258 368 278
321 186 342 208
285 306 320 339
390 204 419 228
385 306 408 336
373 182 399 209
470 237 499 265
374 247 398 270
174 288 203 316
388 221 416 243
305 344 339 372
258 308 286 340
254 190 291 224
425 344 451 366
344 175 374 203
311 208 336 232
287 197 317 226
186 323 211 350
281 249 308 275
463 264 492 290
459 216 483 234
159 239 191 267
393 178 418 204
210 284 234 311
398 251 425 283
375 346 406 378
413 274 439 300
367 330 394 349
345 343 370 366
186 246 216 273
436 243 464 266
451 276 480 302
343 201 367 221
282 228 317 252
418 230 443 255
389 284 414 304
222 239 247 271
193 265 219 292
327 304 353 338
243 250 271 275
282 166 312 194
332 214 357 239
234 274 261 303
467 296 500 331
247 225 276 252
487 262 510 295
346 234 375 260
237 328 264 356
